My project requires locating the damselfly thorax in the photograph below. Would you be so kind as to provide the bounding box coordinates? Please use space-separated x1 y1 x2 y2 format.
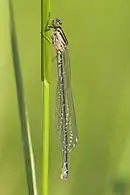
52 28 68 52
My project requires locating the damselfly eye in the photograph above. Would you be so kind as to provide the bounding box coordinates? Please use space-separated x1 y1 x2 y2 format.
57 19 62 25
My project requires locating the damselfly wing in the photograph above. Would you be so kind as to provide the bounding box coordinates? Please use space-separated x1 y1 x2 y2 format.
55 48 78 152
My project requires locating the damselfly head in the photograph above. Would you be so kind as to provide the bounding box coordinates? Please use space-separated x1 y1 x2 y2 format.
49 18 62 29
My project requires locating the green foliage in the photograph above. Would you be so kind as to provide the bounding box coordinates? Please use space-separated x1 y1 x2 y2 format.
9 1 38 195
42 1 51 195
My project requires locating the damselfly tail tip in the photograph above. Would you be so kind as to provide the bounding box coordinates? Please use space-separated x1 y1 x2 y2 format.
61 172 68 180
61 163 68 180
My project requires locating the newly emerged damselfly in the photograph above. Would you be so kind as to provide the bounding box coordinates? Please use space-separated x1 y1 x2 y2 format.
42 17 78 179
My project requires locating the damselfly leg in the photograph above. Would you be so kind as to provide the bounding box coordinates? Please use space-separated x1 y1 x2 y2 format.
40 12 51 44
45 12 51 32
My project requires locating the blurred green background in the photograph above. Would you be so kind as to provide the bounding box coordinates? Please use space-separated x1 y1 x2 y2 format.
1 0 130 195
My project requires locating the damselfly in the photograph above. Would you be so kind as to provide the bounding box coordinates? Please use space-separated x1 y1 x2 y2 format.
42 17 78 179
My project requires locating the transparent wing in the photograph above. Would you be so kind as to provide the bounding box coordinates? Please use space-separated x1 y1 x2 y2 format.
55 48 78 152
55 54 64 150
63 48 78 152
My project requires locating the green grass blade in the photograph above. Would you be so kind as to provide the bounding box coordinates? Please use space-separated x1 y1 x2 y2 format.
42 81 50 195
41 0 50 195
9 1 38 195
